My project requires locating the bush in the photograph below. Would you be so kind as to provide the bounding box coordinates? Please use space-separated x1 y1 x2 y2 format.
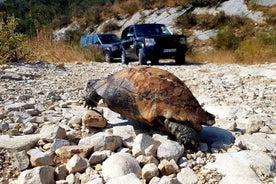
213 26 240 50
0 16 31 64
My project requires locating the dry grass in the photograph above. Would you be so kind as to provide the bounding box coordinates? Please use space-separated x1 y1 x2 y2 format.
25 30 104 63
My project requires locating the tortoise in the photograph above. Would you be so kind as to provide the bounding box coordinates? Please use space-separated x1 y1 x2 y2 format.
84 66 215 149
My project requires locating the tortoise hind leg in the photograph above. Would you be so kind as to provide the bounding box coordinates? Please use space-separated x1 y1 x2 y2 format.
163 119 200 150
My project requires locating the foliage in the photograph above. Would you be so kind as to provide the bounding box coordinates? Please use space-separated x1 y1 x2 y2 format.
0 16 31 63
213 26 240 50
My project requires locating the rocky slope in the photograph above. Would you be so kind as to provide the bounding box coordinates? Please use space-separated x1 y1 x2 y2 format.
0 61 275 184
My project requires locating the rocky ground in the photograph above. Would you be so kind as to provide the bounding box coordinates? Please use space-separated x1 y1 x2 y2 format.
0 60 275 184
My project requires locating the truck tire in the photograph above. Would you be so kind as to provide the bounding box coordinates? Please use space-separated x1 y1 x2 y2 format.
121 50 129 65
138 48 147 65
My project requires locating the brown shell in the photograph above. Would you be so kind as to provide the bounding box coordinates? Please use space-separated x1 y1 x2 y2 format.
92 66 212 131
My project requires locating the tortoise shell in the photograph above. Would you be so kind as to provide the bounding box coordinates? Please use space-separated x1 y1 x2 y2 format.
86 66 215 132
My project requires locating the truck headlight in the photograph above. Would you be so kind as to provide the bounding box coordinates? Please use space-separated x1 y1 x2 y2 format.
145 38 156 46
179 37 186 44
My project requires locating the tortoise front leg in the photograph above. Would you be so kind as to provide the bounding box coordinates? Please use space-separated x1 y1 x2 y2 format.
163 119 200 150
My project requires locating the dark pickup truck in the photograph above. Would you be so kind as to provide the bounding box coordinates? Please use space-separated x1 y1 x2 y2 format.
120 24 187 65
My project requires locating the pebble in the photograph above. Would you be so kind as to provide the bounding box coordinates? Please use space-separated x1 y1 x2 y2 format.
0 61 275 183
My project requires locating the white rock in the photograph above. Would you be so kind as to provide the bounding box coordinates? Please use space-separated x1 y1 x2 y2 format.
132 133 159 157
50 138 70 152
158 159 179 175
136 155 159 167
102 152 142 181
79 132 122 151
0 134 39 151
158 176 180 184
17 166 55 184
27 148 53 167
157 140 184 162
236 134 276 152
82 110 107 128
12 150 29 171
66 154 89 174
106 173 142 184
89 150 111 165
113 125 136 148
177 167 198 184
205 150 276 184
142 163 159 182
40 124 66 142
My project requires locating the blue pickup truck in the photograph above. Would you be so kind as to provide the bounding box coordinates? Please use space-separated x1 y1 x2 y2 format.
80 34 121 62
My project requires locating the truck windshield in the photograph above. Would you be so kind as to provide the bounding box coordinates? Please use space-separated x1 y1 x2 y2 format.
135 24 172 36
98 34 120 44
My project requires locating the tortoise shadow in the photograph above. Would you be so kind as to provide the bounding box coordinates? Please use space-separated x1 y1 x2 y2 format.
199 126 235 147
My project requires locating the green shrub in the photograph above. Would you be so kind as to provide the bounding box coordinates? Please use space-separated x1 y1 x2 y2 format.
0 16 31 64
213 26 240 50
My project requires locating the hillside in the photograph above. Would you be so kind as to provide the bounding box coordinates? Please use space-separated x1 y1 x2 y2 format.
0 0 275 64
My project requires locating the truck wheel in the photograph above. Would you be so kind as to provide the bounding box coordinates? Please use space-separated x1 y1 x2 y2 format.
151 58 159 65
121 50 129 65
138 48 147 65
175 53 185 65
104 51 112 63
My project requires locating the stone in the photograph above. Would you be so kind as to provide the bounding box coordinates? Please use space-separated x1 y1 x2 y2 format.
82 110 107 128
157 140 184 162
102 152 142 181
66 154 89 174
55 164 68 180
56 180 68 184
86 178 104 184
236 134 276 152
177 167 198 184
0 134 40 151
50 138 71 152
4 102 35 112
17 166 55 184
40 124 66 142
27 148 53 166
132 133 159 157
158 159 179 175
142 163 159 182
205 150 276 184
158 176 180 184
78 132 122 151
55 145 93 162
106 173 142 184
88 150 111 165
12 150 30 171
136 155 159 167
112 125 136 148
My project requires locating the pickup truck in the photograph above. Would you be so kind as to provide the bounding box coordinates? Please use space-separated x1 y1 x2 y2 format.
120 24 187 65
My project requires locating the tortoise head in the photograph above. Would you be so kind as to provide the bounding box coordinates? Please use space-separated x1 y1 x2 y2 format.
83 79 101 109
195 107 215 127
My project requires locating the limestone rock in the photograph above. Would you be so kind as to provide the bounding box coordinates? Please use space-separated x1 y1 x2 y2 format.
88 150 111 165
142 163 159 182
17 166 55 184
12 150 30 171
205 150 276 184
113 125 136 148
55 145 93 162
40 124 66 142
78 132 122 151
106 173 142 184
132 133 159 157
66 154 89 174
55 164 68 180
27 148 53 166
50 138 70 152
157 140 184 162
158 159 179 175
82 110 107 128
102 152 142 181
0 134 39 151
177 167 198 184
